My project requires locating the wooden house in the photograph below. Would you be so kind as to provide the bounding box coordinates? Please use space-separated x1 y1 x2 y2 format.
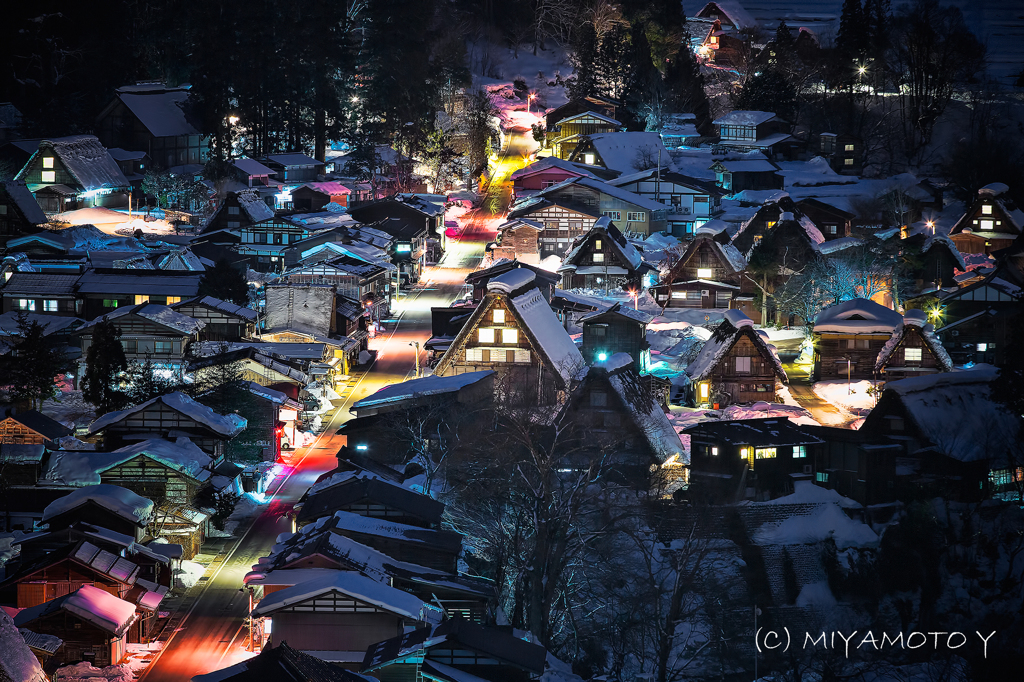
506 196 601 259
76 303 203 378
465 260 559 304
96 83 209 170
0 273 80 317
200 382 302 466
709 154 782 193
189 346 310 388
903 230 965 290
651 230 747 308
559 353 683 484
803 425 900 506
202 188 276 236
948 183 1024 256
491 219 544 263
548 111 622 160
13 585 136 667
91 438 212 507
87 391 246 459
608 170 725 237
686 418 823 501
362 620 547 682
713 111 792 157
193 642 364 682
685 310 787 408
579 304 652 372
325 510 462 573
350 371 494 420
509 158 598 201
859 365 1021 502
172 295 257 341
812 299 904 381
433 269 585 406
557 217 654 290
251 570 443 663
74 269 202 320
0 181 48 246
567 132 673 178
425 304 477 364
107 148 149 192
691 1 758 31
795 198 855 239
874 310 953 384
697 20 754 68
291 181 350 212
0 409 71 447
543 97 619 150
296 471 444 529
532 176 670 238
282 256 392 320
39 485 153 540
14 135 130 213
731 209 823 276
3 229 75 260
934 307 1016 367
817 133 863 175
262 153 324 185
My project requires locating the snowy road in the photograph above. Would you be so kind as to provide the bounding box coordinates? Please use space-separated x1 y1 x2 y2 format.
138 208 490 682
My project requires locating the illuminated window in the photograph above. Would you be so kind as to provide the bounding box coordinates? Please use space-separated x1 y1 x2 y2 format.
793 445 807 458
584 153 595 165
977 343 987 352
765 221 777 229
697 268 713 279
17 299 35 311
844 144 855 152
166 296 181 305
478 328 495 343
102 299 119 308
43 300 58 312
904 347 922 361
844 158 854 166
492 309 505 323
626 212 645 222
982 204 993 215
603 211 621 221
711 446 719 456
502 328 518 344
135 295 150 305
816 471 829 483
466 348 483 362
735 356 751 373
43 157 54 169
699 383 709 399
755 447 776 459
595 239 602 250
980 220 993 230
396 243 412 252
593 253 605 262
41 171 56 183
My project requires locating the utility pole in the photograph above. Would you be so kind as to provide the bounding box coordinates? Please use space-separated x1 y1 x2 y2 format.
409 341 421 378
656 146 662 204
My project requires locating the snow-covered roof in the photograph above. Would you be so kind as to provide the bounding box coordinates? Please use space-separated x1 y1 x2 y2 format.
695 1 757 29
236 188 275 222
79 303 204 334
43 484 154 525
250 570 444 623
115 87 199 137
266 153 320 167
173 295 259 321
33 135 129 190
686 311 786 382
2 181 47 224
572 177 670 212
510 157 600 182
561 217 645 271
510 287 585 386
714 111 778 127
813 298 903 335
352 371 494 411
879 365 1019 464
300 181 351 195
88 391 246 437
99 438 213 481
556 110 622 127
15 584 136 637
0 610 47 682
577 132 676 175
487 267 537 294
875 311 954 373
233 158 275 176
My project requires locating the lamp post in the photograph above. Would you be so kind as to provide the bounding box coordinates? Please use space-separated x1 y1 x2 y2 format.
409 341 421 378
527 93 536 114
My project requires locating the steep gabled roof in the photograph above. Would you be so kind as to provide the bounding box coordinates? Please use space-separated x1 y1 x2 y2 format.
2 410 72 441
1 181 47 224
23 135 129 190
875 310 954 373
570 132 675 175
78 303 205 335
686 310 786 382
193 641 368 682
172 295 259 321
88 391 246 438
112 86 199 137
813 298 903 335
713 110 778 127
694 1 758 29
14 584 137 637
298 471 444 527
559 217 644 271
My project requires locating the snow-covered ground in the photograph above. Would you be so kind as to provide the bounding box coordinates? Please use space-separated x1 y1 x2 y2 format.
41 390 96 431
173 560 206 589
55 207 179 236
813 379 878 416
55 662 134 682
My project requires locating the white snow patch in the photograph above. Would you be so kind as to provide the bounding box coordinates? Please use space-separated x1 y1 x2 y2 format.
173 560 206 589
795 581 838 608
752 503 878 549
813 380 878 415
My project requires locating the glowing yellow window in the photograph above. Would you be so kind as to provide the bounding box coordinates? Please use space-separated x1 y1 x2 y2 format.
166 296 181 305
699 383 709 400
982 205 993 215
135 295 150 304
43 157 54 169
502 328 518 344
697 268 713 279
755 447 777 459
478 328 495 343
492 309 505 323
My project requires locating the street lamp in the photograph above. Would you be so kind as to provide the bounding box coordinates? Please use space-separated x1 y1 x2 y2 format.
627 288 639 310
527 93 536 114
409 341 421 378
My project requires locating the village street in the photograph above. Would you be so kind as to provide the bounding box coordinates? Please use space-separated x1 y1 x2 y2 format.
137 169 503 682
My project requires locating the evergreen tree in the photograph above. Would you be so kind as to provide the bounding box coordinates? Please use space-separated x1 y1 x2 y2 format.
622 26 665 130
567 22 599 101
0 313 73 410
664 38 713 136
735 70 798 122
123 356 182 407
593 23 635 100
198 259 250 306
837 0 868 66
81 319 128 415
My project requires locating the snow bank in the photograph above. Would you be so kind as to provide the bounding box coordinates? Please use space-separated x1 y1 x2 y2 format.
795 581 838 608
55 662 134 682
758 480 861 508
813 380 878 414
43 485 154 525
174 560 206 589
0 609 47 682
752 504 878 549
